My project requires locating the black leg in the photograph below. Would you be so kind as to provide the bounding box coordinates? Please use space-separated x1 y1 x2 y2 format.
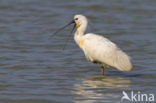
100 64 104 75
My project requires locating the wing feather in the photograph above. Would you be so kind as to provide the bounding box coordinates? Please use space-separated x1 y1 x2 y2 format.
82 33 132 71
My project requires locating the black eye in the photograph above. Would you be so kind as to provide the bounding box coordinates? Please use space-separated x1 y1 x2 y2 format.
75 18 78 20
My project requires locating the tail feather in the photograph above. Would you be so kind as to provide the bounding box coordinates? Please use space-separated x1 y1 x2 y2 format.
114 50 132 71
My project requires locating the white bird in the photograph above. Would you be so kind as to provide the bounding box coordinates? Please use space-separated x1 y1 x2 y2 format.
54 14 132 75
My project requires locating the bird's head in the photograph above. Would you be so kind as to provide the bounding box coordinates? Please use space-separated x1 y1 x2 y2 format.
52 14 88 36
74 14 88 30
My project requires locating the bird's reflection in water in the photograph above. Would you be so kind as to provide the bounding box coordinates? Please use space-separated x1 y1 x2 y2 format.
72 75 131 103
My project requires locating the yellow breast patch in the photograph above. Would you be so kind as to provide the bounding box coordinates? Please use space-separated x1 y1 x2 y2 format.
76 31 79 35
78 39 85 48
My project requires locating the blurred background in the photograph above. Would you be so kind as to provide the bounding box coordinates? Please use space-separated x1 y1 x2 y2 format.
0 0 156 103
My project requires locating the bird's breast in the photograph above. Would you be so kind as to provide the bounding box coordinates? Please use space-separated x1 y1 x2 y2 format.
76 31 79 35
78 38 85 49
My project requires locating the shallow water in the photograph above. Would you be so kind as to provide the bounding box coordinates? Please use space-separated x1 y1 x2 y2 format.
0 0 156 103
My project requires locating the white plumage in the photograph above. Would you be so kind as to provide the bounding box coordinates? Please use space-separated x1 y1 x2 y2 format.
73 14 132 75
81 33 132 71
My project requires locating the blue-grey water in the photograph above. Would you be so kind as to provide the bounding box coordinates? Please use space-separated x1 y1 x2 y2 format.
0 0 156 103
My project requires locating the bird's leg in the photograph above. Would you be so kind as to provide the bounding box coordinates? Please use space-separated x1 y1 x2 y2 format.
100 64 104 75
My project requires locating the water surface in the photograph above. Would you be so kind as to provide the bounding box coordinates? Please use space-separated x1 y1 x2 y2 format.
0 0 156 103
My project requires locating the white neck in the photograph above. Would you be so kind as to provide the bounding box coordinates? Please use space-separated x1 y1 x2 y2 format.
74 21 88 44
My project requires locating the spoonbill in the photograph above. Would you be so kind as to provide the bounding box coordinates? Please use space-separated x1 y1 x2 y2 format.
53 14 132 75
